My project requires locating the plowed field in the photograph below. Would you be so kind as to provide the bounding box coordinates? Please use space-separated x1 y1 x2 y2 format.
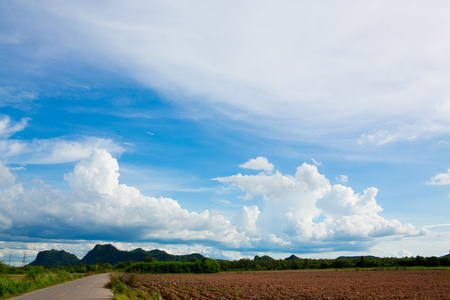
136 269 450 299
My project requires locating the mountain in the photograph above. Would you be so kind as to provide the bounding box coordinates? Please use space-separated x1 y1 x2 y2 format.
442 253 450 258
29 244 205 267
254 255 274 261
285 254 301 261
80 244 204 265
29 249 81 268
81 244 126 265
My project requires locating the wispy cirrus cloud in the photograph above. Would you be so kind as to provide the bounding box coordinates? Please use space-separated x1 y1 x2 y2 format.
0 135 124 164
4 1 450 146
0 87 38 110
0 114 124 164
0 115 29 139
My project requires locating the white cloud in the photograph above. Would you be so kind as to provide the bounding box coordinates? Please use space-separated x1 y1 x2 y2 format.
426 169 450 185
234 206 260 236
311 159 322 167
358 127 418 146
269 234 291 246
64 149 120 196
239 157 274 172
336 175 348 183
423 223 450 229
11 0 448 145
0 161 15 188
0 113 123 165
216 159 425 251
0 135 124 164
0 115 29 139
0 149 247 248
0 151 428 253
0 87 38 110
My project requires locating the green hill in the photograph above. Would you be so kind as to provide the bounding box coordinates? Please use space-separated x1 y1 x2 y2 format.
81 244 204 265
28 249 81 268
29 244 205 267
254 255 274 261
285 254 301 261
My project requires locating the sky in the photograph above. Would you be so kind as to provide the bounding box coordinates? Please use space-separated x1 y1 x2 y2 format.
1 1 450 265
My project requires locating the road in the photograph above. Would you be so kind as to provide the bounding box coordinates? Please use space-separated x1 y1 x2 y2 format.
9 273 113 300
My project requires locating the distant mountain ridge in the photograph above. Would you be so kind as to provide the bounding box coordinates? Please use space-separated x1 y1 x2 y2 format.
29 245 450 268
29 244 204 267
29 249 81 268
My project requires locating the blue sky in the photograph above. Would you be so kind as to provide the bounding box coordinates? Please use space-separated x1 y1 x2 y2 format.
1 1 450 264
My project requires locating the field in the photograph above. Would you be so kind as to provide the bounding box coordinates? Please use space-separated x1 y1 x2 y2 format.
118 269 450 299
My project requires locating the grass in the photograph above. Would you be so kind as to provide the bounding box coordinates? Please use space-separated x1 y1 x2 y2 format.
107 273 161 300
0 270 83 299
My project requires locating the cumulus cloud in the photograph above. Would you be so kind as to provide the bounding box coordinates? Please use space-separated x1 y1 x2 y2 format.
234 206 260 236
0 152 426 253
216 157 425 251
426 169 450 185
0 149 247 248
239 157 274 172
0 161 15 188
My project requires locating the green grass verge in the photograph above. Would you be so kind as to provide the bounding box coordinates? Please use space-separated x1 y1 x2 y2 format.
0 270 83 299
108 273 161 300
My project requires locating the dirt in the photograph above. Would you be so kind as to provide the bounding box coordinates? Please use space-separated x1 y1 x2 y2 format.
135 269 450 299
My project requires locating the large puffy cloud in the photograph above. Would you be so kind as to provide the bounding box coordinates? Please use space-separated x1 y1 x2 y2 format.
0 149 246 248
0 152 426 253
216 157 425 251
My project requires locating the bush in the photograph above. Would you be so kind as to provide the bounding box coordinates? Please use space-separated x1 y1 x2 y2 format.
123 259 220 274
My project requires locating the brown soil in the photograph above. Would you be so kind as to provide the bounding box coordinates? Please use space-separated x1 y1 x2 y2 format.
135 269 450 299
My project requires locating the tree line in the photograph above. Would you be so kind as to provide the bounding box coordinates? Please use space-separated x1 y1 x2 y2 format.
2 254 448 276
218 255 450 271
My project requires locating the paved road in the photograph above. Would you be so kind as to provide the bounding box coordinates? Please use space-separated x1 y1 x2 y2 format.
9 273 113 300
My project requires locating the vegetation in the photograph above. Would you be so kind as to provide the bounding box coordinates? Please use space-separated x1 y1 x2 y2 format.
0 263 78 299
107 273 161 300
80 244 204 266
29 249 81 268
6 244 449 299
28 244 205 267
217 255 450 271
119 257 220 274
0 261 113 299
28 244 450 272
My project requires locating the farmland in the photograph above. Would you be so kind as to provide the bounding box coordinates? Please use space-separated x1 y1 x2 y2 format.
112 269 450 299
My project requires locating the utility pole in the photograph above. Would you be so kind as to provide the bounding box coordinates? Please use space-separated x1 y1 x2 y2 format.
22 252 26 267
